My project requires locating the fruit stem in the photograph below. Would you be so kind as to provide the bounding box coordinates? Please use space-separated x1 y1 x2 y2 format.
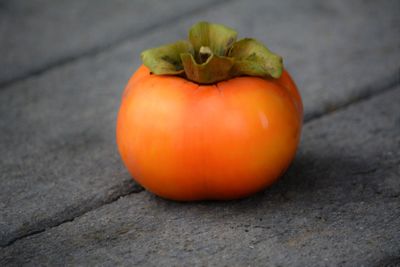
198 46 212 63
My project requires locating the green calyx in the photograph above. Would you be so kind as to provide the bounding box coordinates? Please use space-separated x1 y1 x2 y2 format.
141 22 283 84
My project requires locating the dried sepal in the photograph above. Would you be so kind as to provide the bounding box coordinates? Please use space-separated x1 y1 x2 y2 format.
141 40 193 75
229 38 283 79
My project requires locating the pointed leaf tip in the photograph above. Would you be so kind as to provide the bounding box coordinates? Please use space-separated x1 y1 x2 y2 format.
229 38 283 79
141 40 193 75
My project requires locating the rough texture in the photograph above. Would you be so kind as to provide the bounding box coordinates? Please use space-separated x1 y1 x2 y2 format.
0 0 222 85
1 87 399 267
1 0 399 247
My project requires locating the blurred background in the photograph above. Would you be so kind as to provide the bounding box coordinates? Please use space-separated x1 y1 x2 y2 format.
0 0 399 264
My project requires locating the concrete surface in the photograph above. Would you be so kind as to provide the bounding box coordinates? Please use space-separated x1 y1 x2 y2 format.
0 0 222 86
1 86 399 266
0 0 399 265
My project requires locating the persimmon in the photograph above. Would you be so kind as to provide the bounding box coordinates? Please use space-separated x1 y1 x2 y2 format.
116 22 303 201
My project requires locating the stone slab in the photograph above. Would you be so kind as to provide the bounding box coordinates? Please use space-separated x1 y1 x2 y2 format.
1 86 399 266
0 0 221 85
1 0 399 246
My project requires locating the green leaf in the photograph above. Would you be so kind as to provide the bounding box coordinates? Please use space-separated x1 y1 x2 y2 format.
189 21 237 60
229 38 283 78
141 40 194 75
180 53 234 84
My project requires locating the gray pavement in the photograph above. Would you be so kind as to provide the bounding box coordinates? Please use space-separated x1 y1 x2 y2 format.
0 0 221 86
2 85 399 267
0 0 399 265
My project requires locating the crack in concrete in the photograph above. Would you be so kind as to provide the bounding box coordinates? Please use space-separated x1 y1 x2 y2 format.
0 0 234 90
304 69 400 122
1 184 144 247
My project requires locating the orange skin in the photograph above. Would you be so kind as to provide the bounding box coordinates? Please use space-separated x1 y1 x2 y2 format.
117 65 303 201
